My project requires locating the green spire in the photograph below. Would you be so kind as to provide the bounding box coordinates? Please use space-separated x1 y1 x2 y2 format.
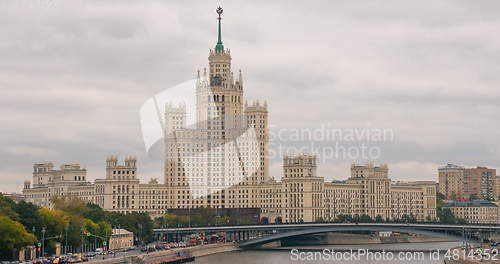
215 6 224 53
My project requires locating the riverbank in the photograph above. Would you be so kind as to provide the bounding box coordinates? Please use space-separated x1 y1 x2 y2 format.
188 242 240 257
89 243 239 264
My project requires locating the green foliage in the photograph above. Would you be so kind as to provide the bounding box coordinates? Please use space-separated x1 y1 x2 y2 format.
12 201 42 233
156 208 246 228
400 214 417 223
439 208 467 224
39 208 69 238
0 215 36 260
439 208 455 224
83 203 107 223
0 194 154 259
359 214 373 223
105 212 154 244
0 194 19 221
51 195 89 216
335 214 353 223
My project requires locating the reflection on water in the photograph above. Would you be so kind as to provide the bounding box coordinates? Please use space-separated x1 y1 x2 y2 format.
195 242 462 264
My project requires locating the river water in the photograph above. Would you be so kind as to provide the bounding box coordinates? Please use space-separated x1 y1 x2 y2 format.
194 242 463 264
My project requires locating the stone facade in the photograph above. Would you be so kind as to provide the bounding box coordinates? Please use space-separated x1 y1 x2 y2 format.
23 163 94 209
109 229 134 250
444 201 500 224
23 156 437 223
439 164 497 200
261 156 436 223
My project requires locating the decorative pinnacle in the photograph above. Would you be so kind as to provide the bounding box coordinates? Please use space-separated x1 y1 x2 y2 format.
215 6 224 53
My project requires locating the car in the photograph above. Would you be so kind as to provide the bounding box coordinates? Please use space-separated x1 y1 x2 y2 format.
147 247 156 252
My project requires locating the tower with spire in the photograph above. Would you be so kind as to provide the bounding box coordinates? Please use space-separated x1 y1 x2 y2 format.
165 7 270 209
196 6 244 130
215 6 224 53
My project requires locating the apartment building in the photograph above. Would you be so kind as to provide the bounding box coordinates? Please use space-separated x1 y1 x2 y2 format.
439 164 496 200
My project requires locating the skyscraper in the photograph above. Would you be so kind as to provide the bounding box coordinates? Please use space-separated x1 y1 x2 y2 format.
163 7 269 209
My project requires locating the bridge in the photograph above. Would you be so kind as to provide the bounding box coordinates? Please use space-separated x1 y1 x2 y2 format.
154 223 500 248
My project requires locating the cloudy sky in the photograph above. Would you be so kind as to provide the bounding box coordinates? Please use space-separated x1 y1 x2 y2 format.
1 0 500 193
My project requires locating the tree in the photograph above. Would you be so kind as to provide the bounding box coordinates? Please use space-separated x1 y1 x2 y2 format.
12 201 42 234
83 218 111 244
401 214 417 223
335 214 353 223
439 208 457 224
375 215 384 223
0 194 19 221
106 212 154 244
359 214 372 223
83 203 107 223
51 195 89 217
38 208 69 237
315 217 325 223
162 214 178 227
0 215 36 260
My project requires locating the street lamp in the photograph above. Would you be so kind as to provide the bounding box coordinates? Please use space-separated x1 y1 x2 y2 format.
64 225 69 255
81 226 84 255
41 227 46 258
32 227 36 258
138 224 143 246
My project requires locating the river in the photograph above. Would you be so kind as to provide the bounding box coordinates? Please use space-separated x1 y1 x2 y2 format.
194 242 463 263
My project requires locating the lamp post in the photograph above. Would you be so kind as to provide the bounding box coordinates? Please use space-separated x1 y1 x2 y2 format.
105 228 108 252
32 227 36 258
41 227 46 258
64 225 68 255
81 226 84 255
138 224 143 246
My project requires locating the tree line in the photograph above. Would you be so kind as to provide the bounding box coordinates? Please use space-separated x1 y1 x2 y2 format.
153 207 257 228
0 194 153 260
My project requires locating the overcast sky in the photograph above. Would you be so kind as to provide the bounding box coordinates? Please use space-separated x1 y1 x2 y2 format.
1 0 500 193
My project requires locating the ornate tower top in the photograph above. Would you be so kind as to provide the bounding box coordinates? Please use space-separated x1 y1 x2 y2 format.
215 6 224 53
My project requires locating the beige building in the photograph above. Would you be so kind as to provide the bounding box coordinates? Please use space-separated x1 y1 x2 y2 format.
23 157 171 217
22 8 436 223
22 157 437 223
109 229 134 250
444 201 500 224
23 163 94 209
438 164 496 200
261 156 436 223
438 164 464 199
497 176 500 199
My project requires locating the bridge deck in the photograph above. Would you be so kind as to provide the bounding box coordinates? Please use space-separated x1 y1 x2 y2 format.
153 223 500 234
